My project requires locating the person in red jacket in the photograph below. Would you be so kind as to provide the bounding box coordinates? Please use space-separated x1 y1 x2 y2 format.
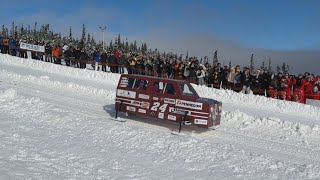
314 76 320 90
293 88 305 103
304 76 314 99
279 73 292 101
293 74 305 103
308 86 320 100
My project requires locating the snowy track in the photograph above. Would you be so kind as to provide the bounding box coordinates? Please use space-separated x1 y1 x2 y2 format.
1 72 320 165
1 55 320 179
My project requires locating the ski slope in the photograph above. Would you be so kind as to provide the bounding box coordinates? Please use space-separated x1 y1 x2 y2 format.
1 54 320 179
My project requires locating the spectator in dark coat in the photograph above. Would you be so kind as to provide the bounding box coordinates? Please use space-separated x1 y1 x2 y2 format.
79 49 87 69
241 68 253 94
101 51 108 72
118 52 126 74
108 52 118 73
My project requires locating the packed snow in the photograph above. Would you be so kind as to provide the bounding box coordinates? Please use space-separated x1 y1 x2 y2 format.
1 54 320 179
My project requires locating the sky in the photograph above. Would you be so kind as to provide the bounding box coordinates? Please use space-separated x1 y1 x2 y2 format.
1 0 320 74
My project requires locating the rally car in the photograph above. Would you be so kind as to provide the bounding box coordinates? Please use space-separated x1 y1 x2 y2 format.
115 74 222 128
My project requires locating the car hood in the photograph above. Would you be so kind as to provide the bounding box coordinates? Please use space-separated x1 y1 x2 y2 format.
196 97 221 105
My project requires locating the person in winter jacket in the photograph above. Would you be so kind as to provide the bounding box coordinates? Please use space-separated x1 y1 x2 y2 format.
196 66 206 85
118 52 126 74
52 45 60 64
227 67 236 87
241 68 252 94
309 86 320 100
79 49 88 69
304 76 314 98
93 48 101 71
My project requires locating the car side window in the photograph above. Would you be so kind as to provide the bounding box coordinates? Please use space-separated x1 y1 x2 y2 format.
127 78 135 88
134 79 148 90
165 83 176 95
153 81 165 93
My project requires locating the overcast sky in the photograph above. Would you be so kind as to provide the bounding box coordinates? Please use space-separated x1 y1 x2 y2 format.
1 0 319 74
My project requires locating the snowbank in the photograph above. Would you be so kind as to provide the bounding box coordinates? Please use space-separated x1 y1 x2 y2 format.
0 54 120 84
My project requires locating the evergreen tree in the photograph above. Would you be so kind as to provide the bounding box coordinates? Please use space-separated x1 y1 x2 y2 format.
79 24 86 49
14 25 18 38
87 33 91 43
213 50 218 66
276 64 280 74
141 42 148 54
282 62 286 74
20 24 24 35
81 24 86 42
250 54 254 72
11 21 15 36
261 61 265 70
125 39 129 51
4 28 8 36
109 40 113 50
34 22 37 34
2 25 5 35
133 40 137 51
229 61 232 68
117 34 121 45
286 64 290 74
268 57 272 73
28 25 31 34
69 26 72 39
91 36 95 44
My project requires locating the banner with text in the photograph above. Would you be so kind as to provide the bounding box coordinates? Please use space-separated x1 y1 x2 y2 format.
20 42 45 53
306 99 320 107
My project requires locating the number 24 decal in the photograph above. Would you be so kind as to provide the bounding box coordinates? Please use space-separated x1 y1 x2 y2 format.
151 102 168 112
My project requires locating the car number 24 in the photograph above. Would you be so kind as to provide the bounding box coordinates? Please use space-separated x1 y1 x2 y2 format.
150 102 168 113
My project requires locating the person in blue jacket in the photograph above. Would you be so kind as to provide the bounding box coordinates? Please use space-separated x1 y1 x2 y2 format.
93 48 101 71
8 36 16 56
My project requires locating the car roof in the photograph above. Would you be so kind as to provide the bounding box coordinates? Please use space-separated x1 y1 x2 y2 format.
121 74 189 84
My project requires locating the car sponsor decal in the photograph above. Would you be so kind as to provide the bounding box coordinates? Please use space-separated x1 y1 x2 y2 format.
138 94 150 100
126 106 136 112
168 115 176 121
117 89 136 99
141 102 150 109
194 119 208 125
169 107 191 115
138 109 146 113
150 111 156 117
153 97 159 101
131 100 141 106
158 113 164 119
164 98 175 104
175 100 203 110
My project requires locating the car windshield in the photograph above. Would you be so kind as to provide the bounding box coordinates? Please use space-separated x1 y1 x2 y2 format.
179 83 198 96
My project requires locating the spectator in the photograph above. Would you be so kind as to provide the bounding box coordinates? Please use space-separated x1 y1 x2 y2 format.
196 66 206 86
52 45 60 64
241 68 252 94
227 67 236 87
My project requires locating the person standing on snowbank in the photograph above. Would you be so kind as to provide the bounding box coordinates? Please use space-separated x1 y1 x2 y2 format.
93 48 101 71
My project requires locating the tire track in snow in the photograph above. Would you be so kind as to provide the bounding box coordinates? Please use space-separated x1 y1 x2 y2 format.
2 80 320 164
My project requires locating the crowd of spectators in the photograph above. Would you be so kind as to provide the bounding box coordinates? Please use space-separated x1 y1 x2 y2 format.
1 34 319 104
